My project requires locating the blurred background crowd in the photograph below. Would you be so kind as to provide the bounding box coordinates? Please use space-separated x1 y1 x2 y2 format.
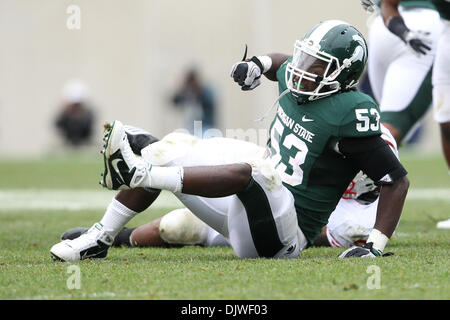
0 0 441 156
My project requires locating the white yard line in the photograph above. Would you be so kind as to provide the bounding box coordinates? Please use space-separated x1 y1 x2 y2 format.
0 189 184 211
0 188 448 211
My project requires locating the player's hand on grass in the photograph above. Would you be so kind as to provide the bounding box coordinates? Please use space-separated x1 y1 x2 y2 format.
338 242 394 258
230 57 264 91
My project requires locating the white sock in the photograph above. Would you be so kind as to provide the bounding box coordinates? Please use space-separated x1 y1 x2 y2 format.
100 198 139 237
147 166 184 193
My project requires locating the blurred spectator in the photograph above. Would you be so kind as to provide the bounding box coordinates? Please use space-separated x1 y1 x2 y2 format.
171 68 216 134
55 79 95 147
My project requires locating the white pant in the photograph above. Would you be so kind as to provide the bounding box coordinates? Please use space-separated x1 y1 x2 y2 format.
326 198 378 247
166 196 378 249
367 8 442 138
141 133 308 258
368 8 441 112
433 20 450 123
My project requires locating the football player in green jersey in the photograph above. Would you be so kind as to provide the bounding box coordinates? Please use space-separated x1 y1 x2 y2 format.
230 20 409 258
59 123 399 249
50 20 409 262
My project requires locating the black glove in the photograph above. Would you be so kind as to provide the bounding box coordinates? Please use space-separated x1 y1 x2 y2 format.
338 242 394 258
404 30 432 56
230 56 264 91
387 16 432 56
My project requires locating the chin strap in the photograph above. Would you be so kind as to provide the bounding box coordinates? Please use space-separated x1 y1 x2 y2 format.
254 88 290 122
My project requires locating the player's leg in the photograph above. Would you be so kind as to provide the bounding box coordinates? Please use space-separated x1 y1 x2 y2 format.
101 123 307 258
227 159 308 259
439 122 450 168
432 21 450 168
62 207 230 248
368 8 441 144
100 121 310 258
50 188 162 261
367 14 400 104
432 21 450 229
139 130 266 237
51 122 248 261
135 208 229 247
379 57 433 144
51 124 163 261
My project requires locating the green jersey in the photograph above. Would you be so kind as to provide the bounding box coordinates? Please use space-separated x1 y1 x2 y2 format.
372 0 436 9
400 0 436 10
270 59 381 243
432 0 450 20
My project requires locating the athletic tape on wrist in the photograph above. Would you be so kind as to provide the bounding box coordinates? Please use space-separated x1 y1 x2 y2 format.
387 16 409 43
255 56 272 73
366 229 389 253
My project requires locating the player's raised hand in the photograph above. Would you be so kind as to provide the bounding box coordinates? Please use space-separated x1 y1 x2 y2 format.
404 30 432 56
360 0 378 13
230 56 264 91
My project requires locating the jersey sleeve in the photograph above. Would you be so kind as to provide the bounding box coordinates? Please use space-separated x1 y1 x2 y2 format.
338 101 382 138
276 57 291 88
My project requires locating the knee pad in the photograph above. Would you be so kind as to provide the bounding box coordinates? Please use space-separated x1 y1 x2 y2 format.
247 158 282 192
159 208 208 245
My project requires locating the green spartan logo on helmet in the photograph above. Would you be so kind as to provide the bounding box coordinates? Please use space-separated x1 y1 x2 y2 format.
286 20 368 102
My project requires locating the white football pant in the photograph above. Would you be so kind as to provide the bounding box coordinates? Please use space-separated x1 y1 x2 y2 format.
141 133 308 258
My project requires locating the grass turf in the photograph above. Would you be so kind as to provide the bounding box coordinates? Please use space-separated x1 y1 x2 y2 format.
0 152 448 299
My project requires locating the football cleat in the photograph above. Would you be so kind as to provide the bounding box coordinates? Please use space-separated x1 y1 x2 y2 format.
436 218 450 229
123 125 159 156
61 226 134 247
61 227 88 241
50 222 114 261
101 120 151 190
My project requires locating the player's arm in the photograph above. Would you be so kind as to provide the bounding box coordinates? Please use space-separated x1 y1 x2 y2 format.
230 53 289 90
263 54 290 81
337 135 409 257
380 0 431 55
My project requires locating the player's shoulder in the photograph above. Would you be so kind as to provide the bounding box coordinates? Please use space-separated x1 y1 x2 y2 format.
306 90 378 124
334 90 378 110
328 90 381 138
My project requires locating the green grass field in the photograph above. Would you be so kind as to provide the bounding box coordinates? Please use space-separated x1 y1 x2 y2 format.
0 151 449 300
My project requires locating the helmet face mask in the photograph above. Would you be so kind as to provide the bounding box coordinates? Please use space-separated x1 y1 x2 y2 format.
286 40 341 99
285 20 368 103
